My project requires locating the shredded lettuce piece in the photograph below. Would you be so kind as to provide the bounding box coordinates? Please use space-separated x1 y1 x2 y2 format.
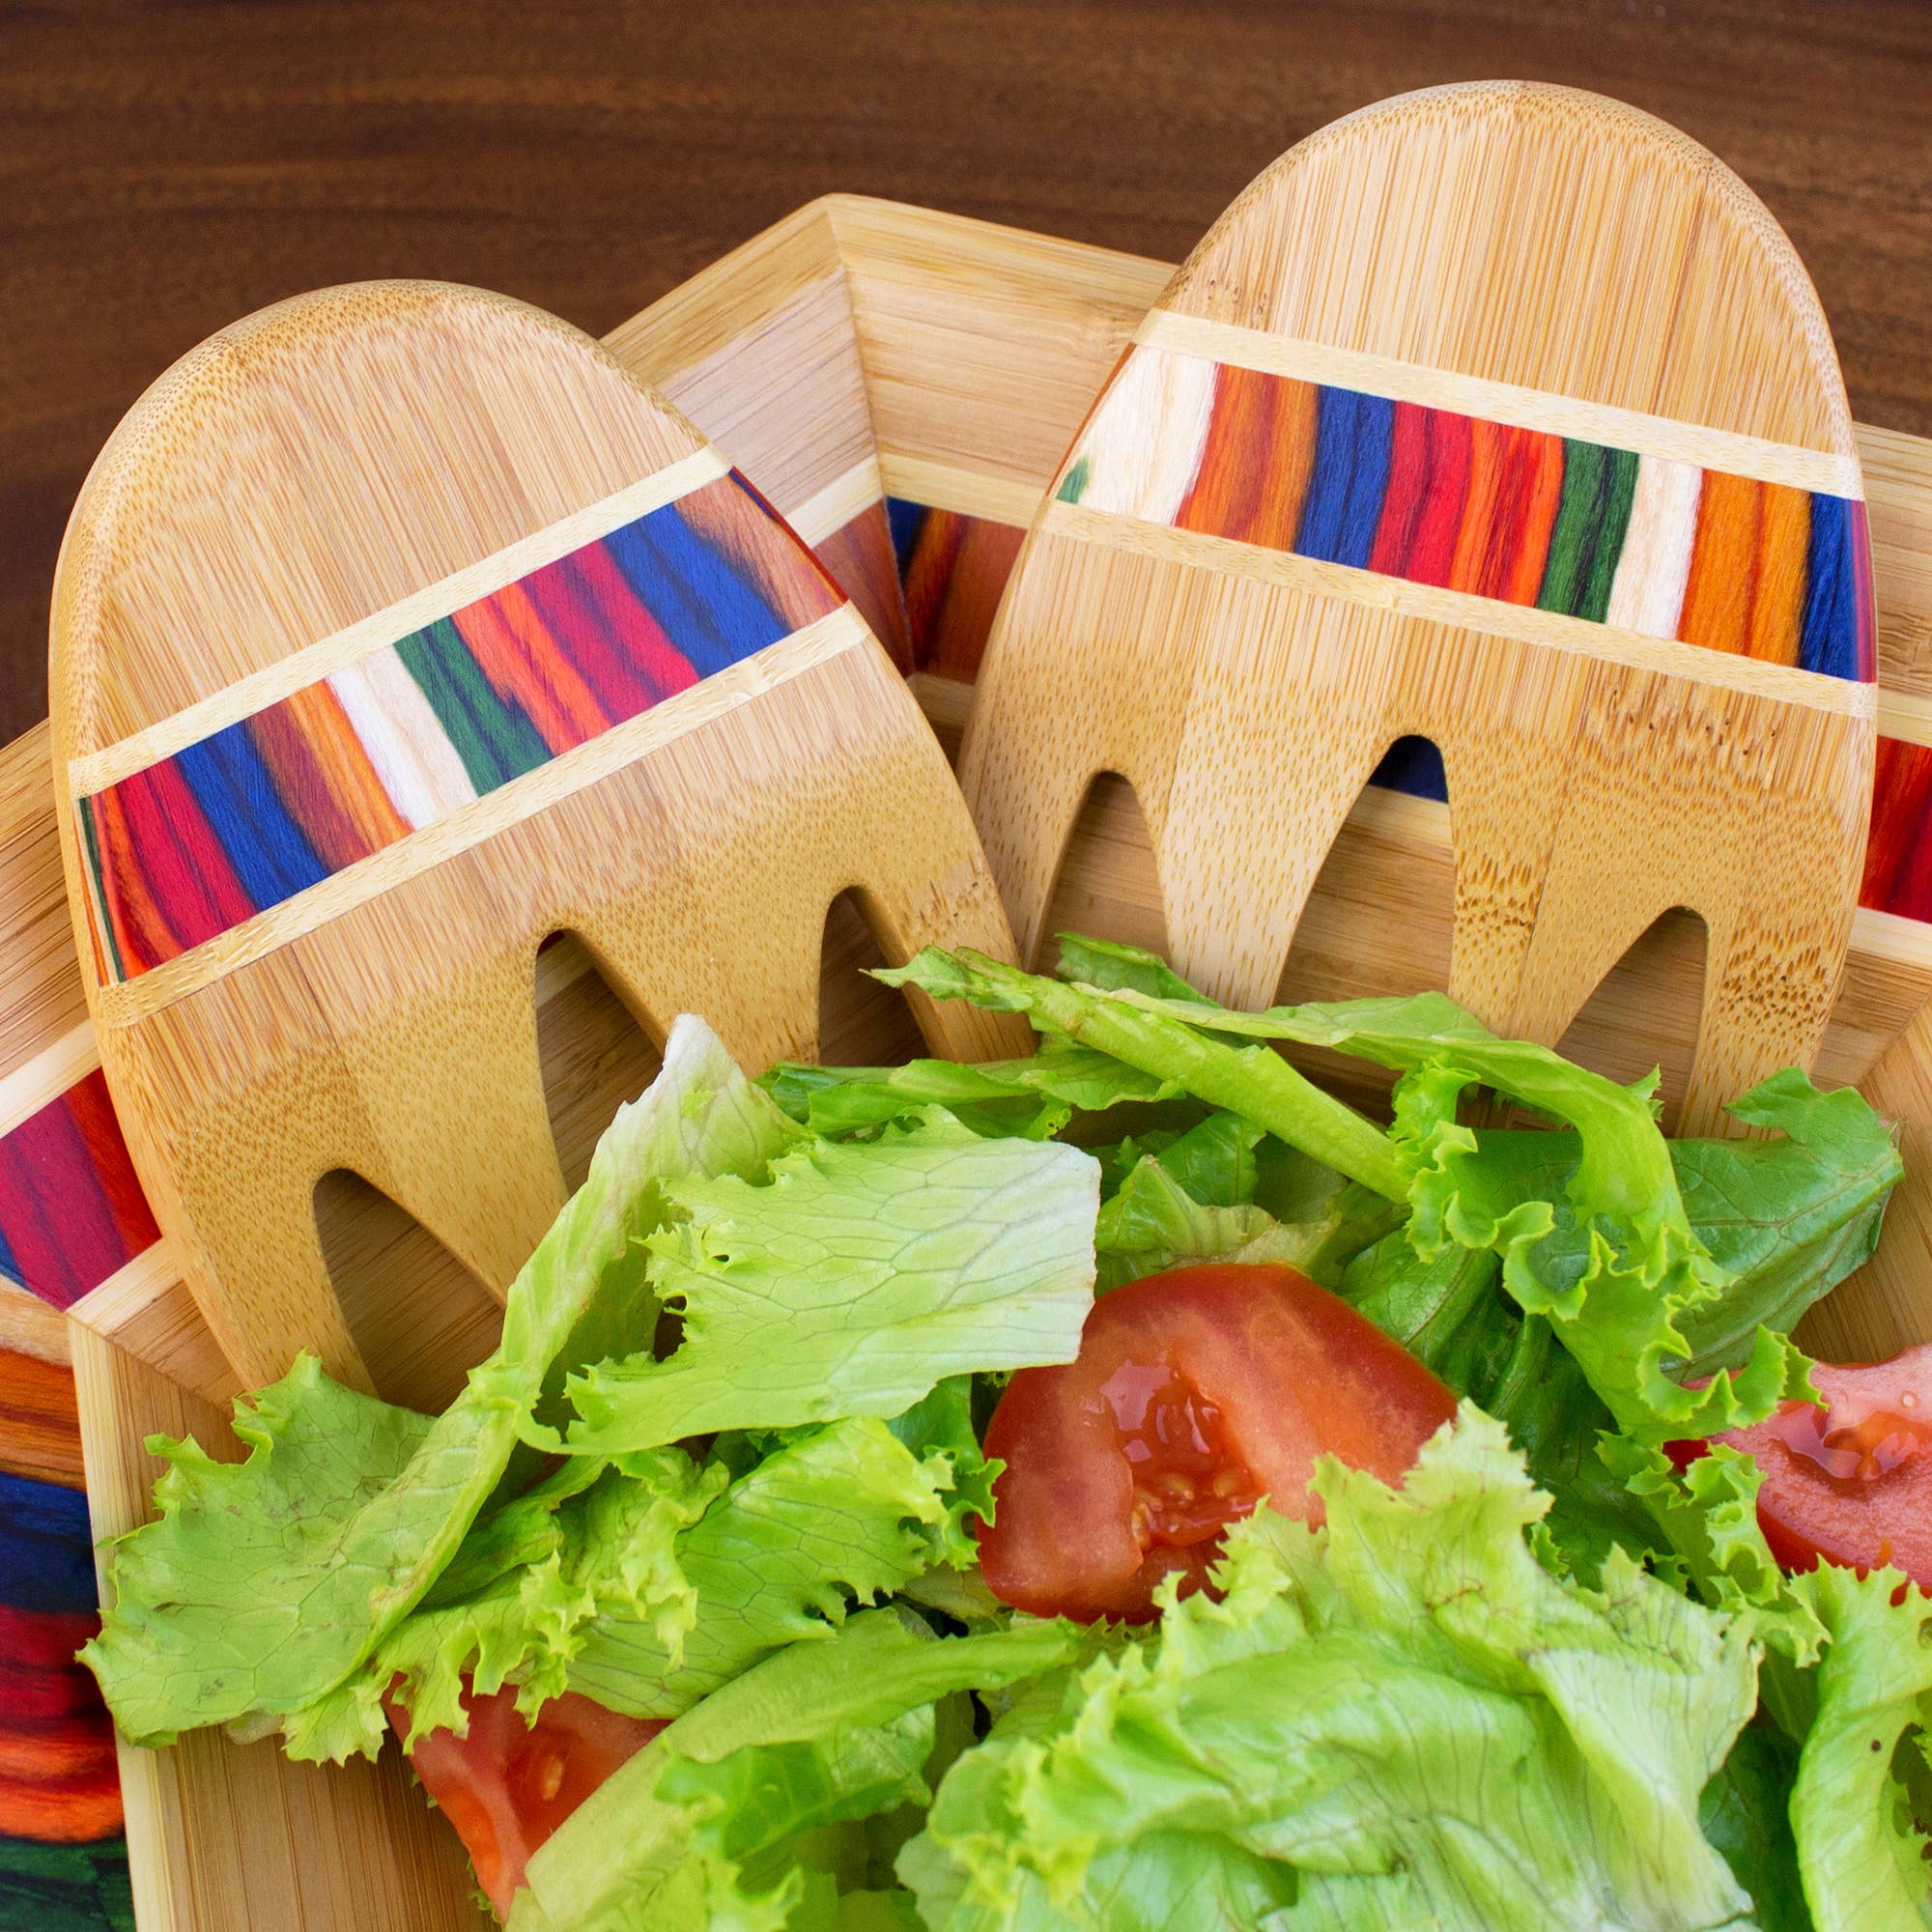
903 1408 1759 1931
1791 1562 1932 1932
83 1016 798 1756
508 1609 1079 1932
555 1111 1097 1455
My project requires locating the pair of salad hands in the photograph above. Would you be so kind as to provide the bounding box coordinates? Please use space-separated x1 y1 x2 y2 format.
83 933 1931 1930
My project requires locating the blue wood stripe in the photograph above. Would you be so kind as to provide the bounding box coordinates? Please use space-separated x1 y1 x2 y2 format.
0 1473 98 1614
1800 495 1859 680
174 723 327 912
887 497 929 572
1294 386 1395 568
607 503 790 679
1333 391 1395 570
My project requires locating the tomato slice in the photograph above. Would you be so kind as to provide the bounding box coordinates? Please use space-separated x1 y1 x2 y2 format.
1677 1345 1932 1585
977 1262 1458 1622
385 1680 664 1917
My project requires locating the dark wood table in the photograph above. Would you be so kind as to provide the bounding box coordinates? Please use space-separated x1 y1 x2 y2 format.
4 0 1927 747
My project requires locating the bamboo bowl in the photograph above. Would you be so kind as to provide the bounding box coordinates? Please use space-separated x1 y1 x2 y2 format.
8 194 1931 1928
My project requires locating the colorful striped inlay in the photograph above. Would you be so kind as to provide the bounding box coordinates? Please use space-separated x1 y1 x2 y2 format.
0 1472 126 1859
1057 346 1875 682
0 1070 157 1313
76 469 843 986
886 500 1027 684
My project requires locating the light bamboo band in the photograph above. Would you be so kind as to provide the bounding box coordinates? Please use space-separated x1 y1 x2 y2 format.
70 450 731 799
1137 310 1863 501
92 605 867 1028
1044 500 1876 719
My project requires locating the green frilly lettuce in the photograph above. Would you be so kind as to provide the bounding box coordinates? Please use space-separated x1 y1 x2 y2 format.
84 1014 797 1754
903 1407 1759 1931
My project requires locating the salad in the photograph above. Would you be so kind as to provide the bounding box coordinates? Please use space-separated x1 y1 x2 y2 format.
80 935 1932 1930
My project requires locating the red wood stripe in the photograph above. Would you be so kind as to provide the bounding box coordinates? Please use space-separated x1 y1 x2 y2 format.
0 1072 157 1312
1384 405 1473 587
1177 366 1318 551
813 504 912 672
0 1605 122 1842
1862 736 1932 920
452 586 610 755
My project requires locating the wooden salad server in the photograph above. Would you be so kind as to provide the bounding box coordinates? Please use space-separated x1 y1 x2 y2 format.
960 81 1878 1135
48 280 1024 1394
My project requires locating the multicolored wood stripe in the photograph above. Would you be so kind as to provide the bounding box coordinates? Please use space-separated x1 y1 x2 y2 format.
75 468 844 986
0 1468 131 1928
886 501 1027 685
0 1070 158 1313
1055 346 1875 682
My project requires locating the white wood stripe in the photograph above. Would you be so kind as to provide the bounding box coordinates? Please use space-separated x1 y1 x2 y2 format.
95 605 870 1028
1606 456 1705 639
0 1020 101 1140
67 448 731 799
1133 313 1864 502
1044 498 1874 719
1072 346 1217 524
326 647 479 830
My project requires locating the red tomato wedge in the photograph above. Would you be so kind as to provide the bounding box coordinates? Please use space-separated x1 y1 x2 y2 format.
977 1262 1458 1622
1676 1344 1932 1586
386 1680 664 1918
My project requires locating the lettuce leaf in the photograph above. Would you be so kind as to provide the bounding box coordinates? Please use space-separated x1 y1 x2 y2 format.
874 953 1409 1200
883 946 1817 1444
903 1408 1758 1931
299 1396 999 1753
509 1608 1080 1932
84 1016 798 1756
567 1416 991 1719
1791 1562 1932 1932
1433 1072 1898 1379
555 1112 1098 1455
1701 1726 1811 1932
763 1045 1179 1142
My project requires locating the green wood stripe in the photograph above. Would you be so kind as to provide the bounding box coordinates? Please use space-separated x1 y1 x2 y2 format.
1574 444 1639 623
395 618 551 795
0 1833 135 1931
1536 440 1605 616
1536 440 1641 622
75 793 128 984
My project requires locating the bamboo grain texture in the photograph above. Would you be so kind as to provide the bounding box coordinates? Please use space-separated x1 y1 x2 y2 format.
3 185 1924 1408
48 280 1023 1396
9 170 1932 1928
961 83 1877 1141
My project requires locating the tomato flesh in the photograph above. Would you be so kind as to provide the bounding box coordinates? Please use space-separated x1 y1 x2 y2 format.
1678 1345 1932 1586
385 1679 664 1917
977 1262 1458 1622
